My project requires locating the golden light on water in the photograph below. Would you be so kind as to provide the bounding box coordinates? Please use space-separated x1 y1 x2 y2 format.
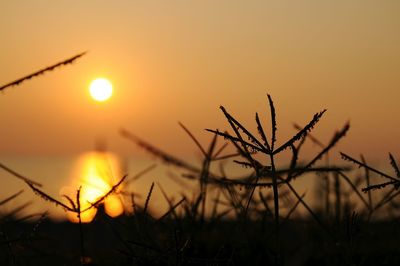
62 151 124 223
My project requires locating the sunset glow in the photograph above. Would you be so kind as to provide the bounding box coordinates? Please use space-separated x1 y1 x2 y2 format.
65 152 124 223
1 1 400 263
89 78 113 102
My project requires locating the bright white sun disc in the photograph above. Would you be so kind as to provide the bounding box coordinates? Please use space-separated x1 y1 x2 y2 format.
89 78 113 102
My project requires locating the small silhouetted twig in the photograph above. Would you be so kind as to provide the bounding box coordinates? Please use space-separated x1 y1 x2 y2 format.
389 153 400 178
341 153 399 182
179 122 207 157
267 94 277 151
0 52 86 91
206 129 264 154
143 182 155 215
337 171 370 210
273 110 326 155
0 163 42 187
341 152 400 194
361 155 373 214
124 164 157 185
284 192 306 221
120 129 200 173
292 123 350 179
0 190 24 206
158 197 186 222
83 175 127 212
76 187 85 265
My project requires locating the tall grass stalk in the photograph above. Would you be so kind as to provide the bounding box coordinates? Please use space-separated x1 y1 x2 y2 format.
0 52 86 92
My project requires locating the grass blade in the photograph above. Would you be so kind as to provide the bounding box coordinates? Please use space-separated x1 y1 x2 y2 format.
143 182 155 215
120 129 200 173
179 122 207 157
0 190 24 206
0 163 42 187
267 94 277 150
273 110 326 155
389 153 400 178
157 197 186 221
25 182 73 212
341 153 399 182
0 52 86 91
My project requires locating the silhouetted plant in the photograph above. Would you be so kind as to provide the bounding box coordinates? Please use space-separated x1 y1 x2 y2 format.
0 52 86 92
206 94 349 250
341 152 400 219
4 52 400 265
341 153 400 192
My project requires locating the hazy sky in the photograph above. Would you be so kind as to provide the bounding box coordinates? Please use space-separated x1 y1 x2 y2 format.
1 1 400 161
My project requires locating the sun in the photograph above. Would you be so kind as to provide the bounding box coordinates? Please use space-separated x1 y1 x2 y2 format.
89 78 113 102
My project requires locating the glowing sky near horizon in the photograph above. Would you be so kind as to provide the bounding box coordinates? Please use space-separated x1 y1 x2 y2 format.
0 1 399 161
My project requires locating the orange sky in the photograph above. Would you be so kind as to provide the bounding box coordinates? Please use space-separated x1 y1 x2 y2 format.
1 1 400 161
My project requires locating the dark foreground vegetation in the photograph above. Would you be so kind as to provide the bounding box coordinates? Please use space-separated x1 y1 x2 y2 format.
2 210 400 266
1 53 400 265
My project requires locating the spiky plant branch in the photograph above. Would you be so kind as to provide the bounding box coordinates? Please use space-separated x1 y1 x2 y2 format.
0 52 86 92
0 163 42 187
341 152 400 192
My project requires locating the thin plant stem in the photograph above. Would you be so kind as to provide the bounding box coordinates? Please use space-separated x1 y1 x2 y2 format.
269 152 280 262
76 187 85 266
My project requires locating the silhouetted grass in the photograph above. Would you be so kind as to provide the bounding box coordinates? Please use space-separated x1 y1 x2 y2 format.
0 52 86 92
2 55 400 265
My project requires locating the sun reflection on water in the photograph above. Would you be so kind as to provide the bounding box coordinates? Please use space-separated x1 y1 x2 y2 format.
61 151 124 223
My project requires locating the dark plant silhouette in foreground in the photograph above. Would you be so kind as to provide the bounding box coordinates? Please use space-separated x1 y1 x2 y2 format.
2 53 400 265
341 152 400 218
2 161 126 265
121 94 352 264
205 95 350 261
0 190 47 265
